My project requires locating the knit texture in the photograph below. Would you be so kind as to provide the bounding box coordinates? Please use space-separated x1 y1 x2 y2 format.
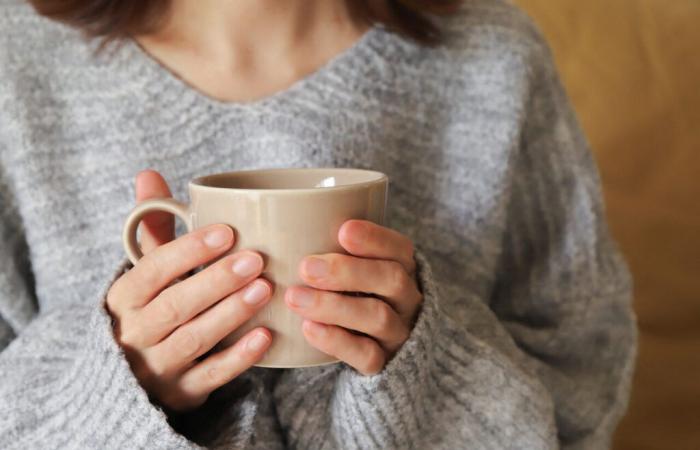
0 0 637 448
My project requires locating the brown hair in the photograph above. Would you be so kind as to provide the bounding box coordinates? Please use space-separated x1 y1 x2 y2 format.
27 0 463 48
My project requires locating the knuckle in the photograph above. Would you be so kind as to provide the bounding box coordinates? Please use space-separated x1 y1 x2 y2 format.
327 253 344 274
105 287 121 313
190 229 215 253
371 301 394 335
146 359 169 380
235 343 259 366
135 348 168 381
306 288 322 308
117 327 143 348
107 274 138 313
172 328 202 359
215 256 238 282
156 296 181 326
204 365 224 386
229 290 257 318
386 261 408 297
331 291 353 316
219 293 240 314
362 343 386 375
203 363 236 388
136 255 164 288
115 315 145 348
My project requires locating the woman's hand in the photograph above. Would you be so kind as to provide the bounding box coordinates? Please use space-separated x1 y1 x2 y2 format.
284 220 422 375
106 170 273 412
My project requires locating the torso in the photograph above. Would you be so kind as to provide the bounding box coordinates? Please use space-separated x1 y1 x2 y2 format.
0 0 532 334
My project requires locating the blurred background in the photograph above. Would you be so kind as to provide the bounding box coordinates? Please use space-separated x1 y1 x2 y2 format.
512 1 700 449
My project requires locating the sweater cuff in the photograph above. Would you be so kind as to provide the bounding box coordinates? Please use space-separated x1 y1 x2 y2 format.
45 259 197 449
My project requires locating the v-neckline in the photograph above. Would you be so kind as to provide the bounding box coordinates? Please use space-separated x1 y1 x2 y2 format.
117 24 385 114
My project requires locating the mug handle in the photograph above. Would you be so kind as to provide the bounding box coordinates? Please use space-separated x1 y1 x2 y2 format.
122 198 192 265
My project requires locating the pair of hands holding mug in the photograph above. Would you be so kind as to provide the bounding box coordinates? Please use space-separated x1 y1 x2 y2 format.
106 170 423 412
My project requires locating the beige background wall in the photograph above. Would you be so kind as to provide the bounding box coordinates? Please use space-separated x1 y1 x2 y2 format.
512 1 700 449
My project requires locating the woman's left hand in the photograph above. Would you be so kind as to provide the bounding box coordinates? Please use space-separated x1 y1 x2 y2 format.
284 220 423 375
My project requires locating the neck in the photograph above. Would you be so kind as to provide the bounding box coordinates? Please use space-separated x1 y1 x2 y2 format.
148 0 366 67
133 0 373 103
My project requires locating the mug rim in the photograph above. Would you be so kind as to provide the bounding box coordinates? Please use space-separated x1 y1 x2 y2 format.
190 167 388 193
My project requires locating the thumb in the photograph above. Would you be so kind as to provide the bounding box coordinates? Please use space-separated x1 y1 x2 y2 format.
135 169 175 254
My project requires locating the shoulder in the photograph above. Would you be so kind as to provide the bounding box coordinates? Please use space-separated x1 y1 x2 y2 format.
0 0 87 73
0 0 100 122
0 0 66 42
369 0 558 118
424 0 555 94
0 0 72 29
438 0 551 59
438 4 591 180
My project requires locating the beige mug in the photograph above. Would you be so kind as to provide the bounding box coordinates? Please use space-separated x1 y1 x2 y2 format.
122 167 388 368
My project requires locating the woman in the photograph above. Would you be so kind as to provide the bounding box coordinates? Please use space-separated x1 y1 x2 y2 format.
0 0 637 448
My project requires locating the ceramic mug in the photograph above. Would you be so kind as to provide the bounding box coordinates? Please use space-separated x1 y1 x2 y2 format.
122 167 388 368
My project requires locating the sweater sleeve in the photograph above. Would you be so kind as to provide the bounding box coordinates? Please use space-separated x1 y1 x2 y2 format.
272 28 637 450
0 178 197 448
487 35 638 449
0 174 274 448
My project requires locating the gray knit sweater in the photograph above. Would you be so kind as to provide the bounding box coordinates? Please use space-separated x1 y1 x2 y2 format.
0 0 637 448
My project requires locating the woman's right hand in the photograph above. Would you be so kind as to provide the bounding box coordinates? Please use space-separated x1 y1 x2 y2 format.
106 170 273 412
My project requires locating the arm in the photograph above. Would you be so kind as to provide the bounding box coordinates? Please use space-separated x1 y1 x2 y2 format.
0 175 198 448
273 28 636 450
488 33 637 449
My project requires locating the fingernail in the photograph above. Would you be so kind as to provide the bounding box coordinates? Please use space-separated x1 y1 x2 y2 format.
247 332 270 352
304 257 329 278
204 226 231 248
243 281 270 306
232 253 262 277
288 288 314 308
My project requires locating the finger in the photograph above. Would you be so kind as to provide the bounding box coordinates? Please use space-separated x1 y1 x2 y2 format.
338 220 416 275
302 320 385 376
298 253 422 319
173 328 272 407
285 285 409 352
108 223 234 312
134 251 265 345
143 278 272 373
135 169 175 254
